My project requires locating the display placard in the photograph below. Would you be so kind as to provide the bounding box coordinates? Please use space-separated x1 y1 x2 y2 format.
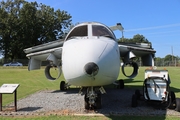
0 84 19 93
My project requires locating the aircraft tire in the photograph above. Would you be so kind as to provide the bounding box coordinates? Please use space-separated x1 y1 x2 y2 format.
175 98 180 112
131 94 138 107
168 91 176 109
135 89 141 100
119 79 124 89
84 94 90 109
96 93 102 109
60 81 66 91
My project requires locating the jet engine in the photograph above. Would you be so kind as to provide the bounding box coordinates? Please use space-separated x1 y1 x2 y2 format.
121 61 139 79
45 64 62 80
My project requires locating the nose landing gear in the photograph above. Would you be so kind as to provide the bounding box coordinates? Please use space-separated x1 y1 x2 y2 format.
84 86 105 109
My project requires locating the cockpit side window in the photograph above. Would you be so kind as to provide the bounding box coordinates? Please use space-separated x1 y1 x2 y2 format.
66 25 87 40
92 25 114 39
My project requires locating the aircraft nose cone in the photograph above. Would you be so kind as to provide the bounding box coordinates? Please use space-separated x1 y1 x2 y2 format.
84 62 99 76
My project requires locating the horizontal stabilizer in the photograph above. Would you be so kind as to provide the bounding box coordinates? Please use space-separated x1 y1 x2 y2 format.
110 23 124 31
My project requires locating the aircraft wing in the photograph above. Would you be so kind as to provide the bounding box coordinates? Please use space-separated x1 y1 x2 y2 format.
24 40 64 71
24 39 63 54
110 23 156 66
118 42 156 66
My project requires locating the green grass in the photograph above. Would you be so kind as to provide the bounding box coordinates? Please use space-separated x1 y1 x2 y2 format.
0 66 180 120
0 66 62 106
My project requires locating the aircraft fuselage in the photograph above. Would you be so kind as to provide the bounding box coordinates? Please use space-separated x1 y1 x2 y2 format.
62 37 120 86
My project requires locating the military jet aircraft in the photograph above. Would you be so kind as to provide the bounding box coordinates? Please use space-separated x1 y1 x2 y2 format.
24 22 156 109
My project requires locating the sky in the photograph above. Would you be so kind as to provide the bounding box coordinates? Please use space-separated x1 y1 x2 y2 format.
22 0 180 58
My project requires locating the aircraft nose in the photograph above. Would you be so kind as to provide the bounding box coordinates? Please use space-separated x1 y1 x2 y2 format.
84 62 99 76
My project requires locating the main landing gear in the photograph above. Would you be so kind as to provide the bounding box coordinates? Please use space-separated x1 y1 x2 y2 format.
60 81 69 91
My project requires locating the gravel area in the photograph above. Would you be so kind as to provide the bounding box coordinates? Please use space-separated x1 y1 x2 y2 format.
1 88 180 116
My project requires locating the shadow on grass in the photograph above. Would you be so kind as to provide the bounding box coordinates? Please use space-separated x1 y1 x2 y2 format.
123 78 143 84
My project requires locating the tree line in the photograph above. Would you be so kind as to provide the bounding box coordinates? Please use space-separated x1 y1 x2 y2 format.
0 0 72 60
155 55 180 66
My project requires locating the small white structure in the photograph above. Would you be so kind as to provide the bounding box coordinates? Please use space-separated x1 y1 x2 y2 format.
0 84 19 112
131 68 180 112
144 69 170 101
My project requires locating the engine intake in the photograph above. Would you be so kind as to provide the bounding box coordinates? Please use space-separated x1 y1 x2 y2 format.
122 61 139 78
45 64 61 80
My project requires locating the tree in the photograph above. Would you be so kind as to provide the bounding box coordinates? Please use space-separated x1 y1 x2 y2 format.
164 54 178 66
0 0 24 59
164 54 173 62
0 0 72 60
154 55 180 66
118 34 151 44
154 57 164 66
132 34 150 43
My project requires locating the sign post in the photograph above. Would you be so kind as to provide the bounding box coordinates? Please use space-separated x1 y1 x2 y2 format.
0 84 19 112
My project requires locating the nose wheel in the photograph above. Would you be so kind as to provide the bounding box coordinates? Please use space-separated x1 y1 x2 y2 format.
84 93 90 109
84 87 102 109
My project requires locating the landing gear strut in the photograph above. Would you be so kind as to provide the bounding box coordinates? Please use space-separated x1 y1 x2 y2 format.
84 86 103 109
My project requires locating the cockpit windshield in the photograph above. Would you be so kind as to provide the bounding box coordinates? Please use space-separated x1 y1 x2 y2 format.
92 25 114 39
65 23 116 41
66 25 87 40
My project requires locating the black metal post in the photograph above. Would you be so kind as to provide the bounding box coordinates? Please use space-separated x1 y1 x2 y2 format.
14 90 17 112
0 93 2 111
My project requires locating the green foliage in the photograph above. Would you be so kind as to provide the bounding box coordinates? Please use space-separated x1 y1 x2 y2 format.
0 0 72 60
119 34 151 44
155 55 180 66
0 67 62 106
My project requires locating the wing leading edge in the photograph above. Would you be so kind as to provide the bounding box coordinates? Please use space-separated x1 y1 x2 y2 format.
25 47 62 71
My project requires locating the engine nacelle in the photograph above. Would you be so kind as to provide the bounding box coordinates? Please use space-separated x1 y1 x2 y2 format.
45 64 62 80
122 61 139 79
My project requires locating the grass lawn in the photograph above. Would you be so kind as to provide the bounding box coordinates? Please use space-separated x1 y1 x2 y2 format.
0 66 180 119
0 66 62 106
